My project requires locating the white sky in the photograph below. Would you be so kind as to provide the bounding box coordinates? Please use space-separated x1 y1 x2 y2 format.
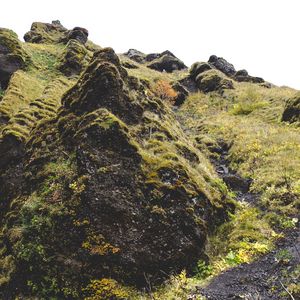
1 0 300 89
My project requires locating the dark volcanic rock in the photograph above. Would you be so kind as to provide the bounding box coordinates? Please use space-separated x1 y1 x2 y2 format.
0 54 25 89
282 93 300 123
124 49 146 63
190 62 213 80
67 27 89 44
235 69 249 76
172 82 189 106
208 55 236 76
235 74 264 84
147 54 187 73
0 28 27 89
145 50 176 62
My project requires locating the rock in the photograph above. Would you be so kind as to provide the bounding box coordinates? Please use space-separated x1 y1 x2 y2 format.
145 50 176 62
222 174 250 192
124 49 146 63
58 39 91 76
281 93 300 123
208 55 236 76
196 69 234 93
0 28 27 89
235 69 248 76
235 75 264 84
147 54 187 73
190 62 213 80
0 55 25 89
24 21 68 44
67 27 89 44
172 82 189 106
179 76 199 93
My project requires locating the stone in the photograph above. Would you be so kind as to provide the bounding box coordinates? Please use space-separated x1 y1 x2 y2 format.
172 82 189 106
282 93 300 123
196 69 234 93
24 21 67 44
124 49 146 63
208 55 236 76
67 27 89 44
145 50 176 62
58 39 91 76
235 69 248 76
147 54 187 73
0 28 27 89
235 75 264 84
0 54 25 89
190 62 213 80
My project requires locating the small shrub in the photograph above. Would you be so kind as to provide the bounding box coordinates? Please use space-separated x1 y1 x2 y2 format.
152 79 178 103
194 260 213 279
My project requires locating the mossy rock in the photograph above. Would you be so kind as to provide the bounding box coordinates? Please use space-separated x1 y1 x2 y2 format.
0 28 29 89
282 93 300 123
58 39 92 76
147 54 187 73
24 21 68 44
196 69 234 93
190 62 212 80
0 47 233 298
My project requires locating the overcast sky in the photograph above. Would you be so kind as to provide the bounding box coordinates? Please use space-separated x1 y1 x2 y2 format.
2 0 300 89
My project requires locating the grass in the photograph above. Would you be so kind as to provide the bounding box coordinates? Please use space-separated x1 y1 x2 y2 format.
179 84 300 215
120 54 188 83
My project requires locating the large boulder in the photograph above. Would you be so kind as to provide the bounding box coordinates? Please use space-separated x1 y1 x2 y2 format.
24 21 68 44
172 82 189 106
147 53 187 73
66 27 89 44
208 55 236 76
196 69 234 93
124 49 146 63
58 39 91 76
282 93 300 123
0 28 27 89
190 62 213 80
145 50 176 62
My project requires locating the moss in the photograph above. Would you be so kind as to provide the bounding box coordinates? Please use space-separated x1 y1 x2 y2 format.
58 39 92 76
195 69 233 93
0 28 29 62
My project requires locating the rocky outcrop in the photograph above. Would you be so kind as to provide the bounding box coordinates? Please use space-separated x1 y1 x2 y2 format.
282 93 300 123
208 55 236 76
67 27 89 44
124 49 187 73
172 82 189 106
24 21 68 44
0 47 232 298
0 28 28 89
196 69 234 93
124 49 146 63
24 21 89 46
190 62 213 80
147 53 187 72
58 39 91 76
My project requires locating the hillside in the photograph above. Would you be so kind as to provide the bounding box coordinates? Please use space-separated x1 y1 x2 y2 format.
0 21 299 300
